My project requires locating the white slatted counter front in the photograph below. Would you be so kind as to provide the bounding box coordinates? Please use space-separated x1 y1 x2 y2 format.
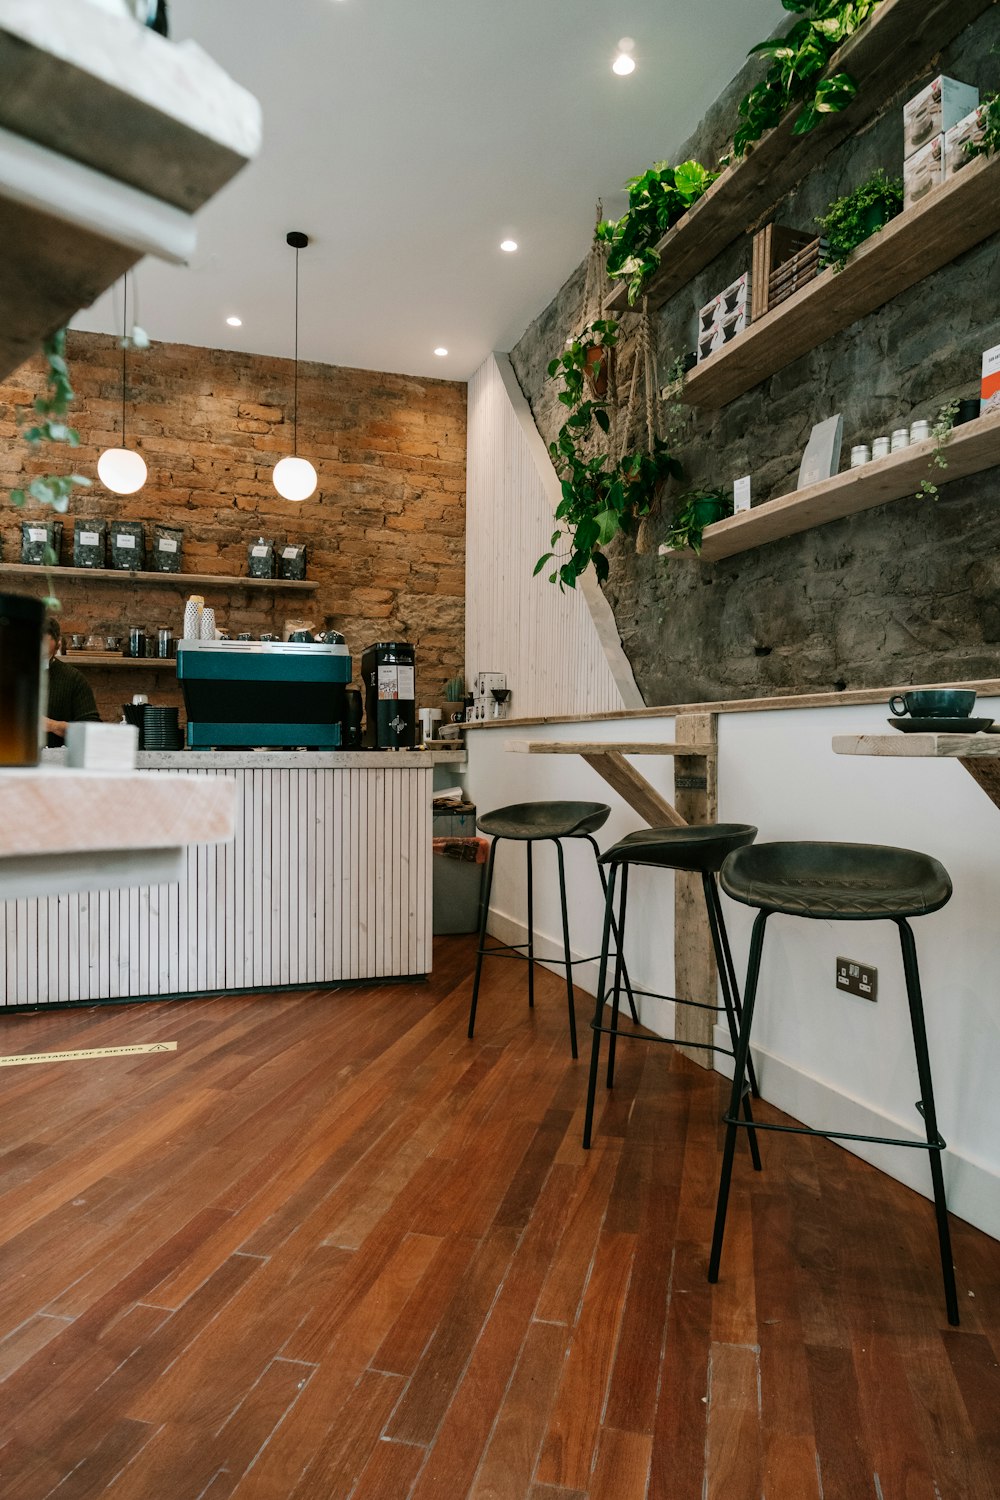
1 749 465 1007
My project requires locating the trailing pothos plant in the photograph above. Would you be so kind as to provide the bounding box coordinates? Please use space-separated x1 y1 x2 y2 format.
10 328 91 515
595 160 718 306
534 320 683 588
816 167 903 271
731 0 882 160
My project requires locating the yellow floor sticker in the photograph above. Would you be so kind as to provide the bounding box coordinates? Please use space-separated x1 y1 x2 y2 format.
0 1042 178 1068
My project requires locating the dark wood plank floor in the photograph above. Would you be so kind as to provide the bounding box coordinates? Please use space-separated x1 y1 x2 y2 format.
0 935 998 1499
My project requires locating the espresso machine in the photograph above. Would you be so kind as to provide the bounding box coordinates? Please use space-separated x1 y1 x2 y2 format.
177 638 351 748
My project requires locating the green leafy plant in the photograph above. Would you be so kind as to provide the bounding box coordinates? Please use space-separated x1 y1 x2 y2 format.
916 399 960 500
596 160 718 306
536 323 683 588
547 319 619 408
816 167 903 271
662 488 732 555
965 94 1000 161
10 329 91 514
732 0 882 160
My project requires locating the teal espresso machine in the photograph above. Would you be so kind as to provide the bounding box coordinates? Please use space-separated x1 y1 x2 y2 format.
177 639 351 748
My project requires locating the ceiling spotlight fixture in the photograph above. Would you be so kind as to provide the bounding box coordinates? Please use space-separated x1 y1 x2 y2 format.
272 231 318 503
500 239 518 253
434 347 449 357
612 36 636 75
97 275 147 496
226 315 243 327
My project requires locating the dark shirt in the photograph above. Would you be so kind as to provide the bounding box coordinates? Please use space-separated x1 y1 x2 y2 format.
46 657 100 747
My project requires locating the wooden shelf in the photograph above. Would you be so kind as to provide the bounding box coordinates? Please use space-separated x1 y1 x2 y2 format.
63 654 176 672
0 0 261 380
660 411 1000 561
0 563 315 593
604 0 994 317
679 152 1000 410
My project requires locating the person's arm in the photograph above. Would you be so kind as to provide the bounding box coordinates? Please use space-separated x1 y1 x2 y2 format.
45 671 101 738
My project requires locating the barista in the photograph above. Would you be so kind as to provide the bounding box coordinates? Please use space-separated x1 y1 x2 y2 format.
44 619 100 747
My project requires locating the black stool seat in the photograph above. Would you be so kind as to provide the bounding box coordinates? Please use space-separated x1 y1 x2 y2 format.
601 822 757 874
721 841 952 920
477 800 610 841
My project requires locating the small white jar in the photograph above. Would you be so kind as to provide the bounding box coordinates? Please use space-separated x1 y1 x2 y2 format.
909 418 931 444
872 436 891 460
850 444 871 468
891 428 910 452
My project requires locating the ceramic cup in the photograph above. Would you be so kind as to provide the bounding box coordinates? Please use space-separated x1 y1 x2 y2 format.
889 689 976 718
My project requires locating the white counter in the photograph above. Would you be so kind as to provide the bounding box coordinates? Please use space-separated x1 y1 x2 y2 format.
2 748 467 1008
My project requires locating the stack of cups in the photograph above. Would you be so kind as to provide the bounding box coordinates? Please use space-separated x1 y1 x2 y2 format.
183 594 204 641
200 606 216 641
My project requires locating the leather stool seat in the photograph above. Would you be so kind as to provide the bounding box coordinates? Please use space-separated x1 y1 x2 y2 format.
721 841 952 920
601 822 757 874
477 801 610 841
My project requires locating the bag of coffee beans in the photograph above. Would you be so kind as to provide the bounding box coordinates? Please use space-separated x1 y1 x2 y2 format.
109 521 145 570
73 518 107 569
21 519 63 565
248 536 275 578
151 523 183 573
279 542 307 580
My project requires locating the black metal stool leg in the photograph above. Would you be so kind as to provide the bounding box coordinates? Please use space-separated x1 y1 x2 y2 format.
707 875 760 1099
897 918 960 1327
703 873 761 1172
709 909 768 1284
583 834 639 1024
554 839 578 1059
468 836 499 1039
526 840 535 1009
583 864 617 1149
606 864 629 1088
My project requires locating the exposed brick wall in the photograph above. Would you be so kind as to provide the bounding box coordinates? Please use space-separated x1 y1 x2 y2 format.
0 333 466 723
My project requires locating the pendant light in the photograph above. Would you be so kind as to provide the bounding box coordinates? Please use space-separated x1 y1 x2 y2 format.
97 276 147 495
273 230 317 502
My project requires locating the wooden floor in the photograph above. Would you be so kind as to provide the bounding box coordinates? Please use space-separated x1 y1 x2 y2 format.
0 936 998 1500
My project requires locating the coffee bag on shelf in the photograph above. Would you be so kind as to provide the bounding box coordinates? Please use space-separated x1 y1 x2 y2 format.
151 523 184 573
73 519 107 569
109 521 145 570
20 519 63 566
248 537 275 578
279 542 307 580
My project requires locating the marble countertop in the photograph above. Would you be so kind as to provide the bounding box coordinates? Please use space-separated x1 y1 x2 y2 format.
43 748 466 771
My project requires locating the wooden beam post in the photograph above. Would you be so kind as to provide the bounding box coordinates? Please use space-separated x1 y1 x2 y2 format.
672 712 718 1068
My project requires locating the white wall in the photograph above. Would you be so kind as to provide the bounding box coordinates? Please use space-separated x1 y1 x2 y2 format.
465 353 631 719
465 702 1000 1241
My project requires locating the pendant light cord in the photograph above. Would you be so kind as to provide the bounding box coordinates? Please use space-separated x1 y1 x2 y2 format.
293 245 299 453
121 276 128 447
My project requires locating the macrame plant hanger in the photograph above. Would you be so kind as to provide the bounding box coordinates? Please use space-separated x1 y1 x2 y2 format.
615 296 661 462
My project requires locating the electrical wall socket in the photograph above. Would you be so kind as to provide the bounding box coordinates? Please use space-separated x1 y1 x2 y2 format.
836 957 878 1001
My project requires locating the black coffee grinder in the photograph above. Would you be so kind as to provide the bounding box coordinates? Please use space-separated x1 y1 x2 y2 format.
362 642 416 749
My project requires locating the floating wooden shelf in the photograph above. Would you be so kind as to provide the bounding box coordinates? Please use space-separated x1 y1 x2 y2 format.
0 563 315 592
0 0 261 380
63 654 176 672
679 153 1000 410
660 411 1000 561
604 0 994 317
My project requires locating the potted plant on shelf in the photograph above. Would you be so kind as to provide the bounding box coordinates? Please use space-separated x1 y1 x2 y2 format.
662 488 732 555
816 168 903 271
596 160 718 306
730 0 882 159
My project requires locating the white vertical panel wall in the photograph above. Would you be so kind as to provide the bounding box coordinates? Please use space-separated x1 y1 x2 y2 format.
466 353 628 719
0 763 434 1006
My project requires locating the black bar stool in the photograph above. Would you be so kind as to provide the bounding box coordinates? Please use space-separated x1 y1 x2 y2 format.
583 823 762 1156
468 800 636 1059
708 840 959 1326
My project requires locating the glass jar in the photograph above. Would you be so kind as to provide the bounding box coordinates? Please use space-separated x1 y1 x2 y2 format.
0 593 44 767
909 419 931 444
850 445 871 468
891 428 910 453
872 436 891 460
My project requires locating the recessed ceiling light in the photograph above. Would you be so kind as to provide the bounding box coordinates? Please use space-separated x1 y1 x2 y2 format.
434 347 448 357
500 239 518 253
226 316 243 327
613 36 636 75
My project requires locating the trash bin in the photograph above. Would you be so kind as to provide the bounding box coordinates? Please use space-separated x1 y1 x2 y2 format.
432 806 487 935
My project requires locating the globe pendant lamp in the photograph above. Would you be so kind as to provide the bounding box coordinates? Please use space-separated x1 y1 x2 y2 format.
97 276 147 495
273 230 317 502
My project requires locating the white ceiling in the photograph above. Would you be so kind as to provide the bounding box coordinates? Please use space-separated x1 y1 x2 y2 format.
73 0 781 380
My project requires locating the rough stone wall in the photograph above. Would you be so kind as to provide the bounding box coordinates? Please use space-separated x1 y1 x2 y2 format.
0 333 466 721
511 9 1000 705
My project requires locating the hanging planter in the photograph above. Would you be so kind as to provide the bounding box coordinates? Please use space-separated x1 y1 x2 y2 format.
0 594 45 767
583 342 614 397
